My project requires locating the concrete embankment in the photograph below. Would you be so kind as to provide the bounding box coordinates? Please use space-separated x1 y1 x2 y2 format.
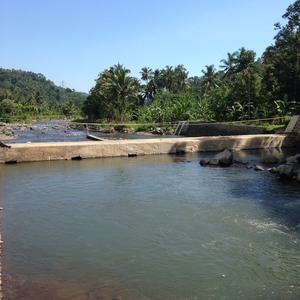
0 134 294 164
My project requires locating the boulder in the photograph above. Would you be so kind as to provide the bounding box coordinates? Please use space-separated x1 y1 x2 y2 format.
199 159 209 166
260 154 277 164
286 156 299 164
213 149 233 166
276 155 287 164
209 158 219 166
260 154 286 164
277 164 294 179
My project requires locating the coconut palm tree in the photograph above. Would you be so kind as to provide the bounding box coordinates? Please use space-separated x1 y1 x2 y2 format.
140 67 153 84
161 65 175 92
219 51 239 79
101 63 140 123
200 65 220 92
174 64 191 92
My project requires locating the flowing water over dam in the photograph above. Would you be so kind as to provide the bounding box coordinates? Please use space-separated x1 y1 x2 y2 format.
1 149 300 299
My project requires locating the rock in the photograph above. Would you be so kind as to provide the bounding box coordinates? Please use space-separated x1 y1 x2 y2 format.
293 169 300 177
260 154 286 164
246 165 253 169
209 158 219 165
267 167 277 173
294 153 300 162
213 149 233 166
276 155 287 164
254 165 264 171
277 164 294 179
152 128 163 135
199 159 209 166
286 156 299 164
234 159 243 164
297 171 300 182
234 159 249 165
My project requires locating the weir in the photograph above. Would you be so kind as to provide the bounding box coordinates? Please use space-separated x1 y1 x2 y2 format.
0 134 294 164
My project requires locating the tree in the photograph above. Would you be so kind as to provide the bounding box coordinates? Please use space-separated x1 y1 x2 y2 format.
160 65 175 92
140 67 153 84
87 64 141 123
200 65 220 92
233 48 261 119
219 51 239 80
174 64 190 93
263 1 300 102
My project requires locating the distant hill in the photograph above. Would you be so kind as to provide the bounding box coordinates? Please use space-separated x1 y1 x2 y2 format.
0 68 86 107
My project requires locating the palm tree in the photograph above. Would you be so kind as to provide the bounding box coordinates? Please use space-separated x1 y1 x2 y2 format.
200 65 220 92
140 67 153 105
161 65 175 92
219 51 239 79
101 63 140 123
174 64 191 92
140 67 153 84
146 69 162 103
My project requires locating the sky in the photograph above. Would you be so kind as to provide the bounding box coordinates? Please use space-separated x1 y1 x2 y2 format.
0 0 293 93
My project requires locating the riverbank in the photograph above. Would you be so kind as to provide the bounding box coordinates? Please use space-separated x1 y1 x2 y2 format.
0 134 294 164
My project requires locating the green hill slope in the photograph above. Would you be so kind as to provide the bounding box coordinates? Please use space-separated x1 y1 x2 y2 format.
0 68 86 121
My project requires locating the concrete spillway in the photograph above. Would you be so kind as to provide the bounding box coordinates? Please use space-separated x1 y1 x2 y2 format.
0 134 293 164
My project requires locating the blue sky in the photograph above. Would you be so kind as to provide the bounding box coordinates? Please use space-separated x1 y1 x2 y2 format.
1 0 293 93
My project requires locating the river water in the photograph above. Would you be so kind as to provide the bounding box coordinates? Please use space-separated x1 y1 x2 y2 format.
1 148 300 299
5 120 176 143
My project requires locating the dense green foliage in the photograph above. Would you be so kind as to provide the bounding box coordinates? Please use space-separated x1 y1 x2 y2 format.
83 1 300 125
0 68 86 121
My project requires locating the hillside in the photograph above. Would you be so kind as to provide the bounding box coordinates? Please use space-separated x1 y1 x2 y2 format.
0 68 86 120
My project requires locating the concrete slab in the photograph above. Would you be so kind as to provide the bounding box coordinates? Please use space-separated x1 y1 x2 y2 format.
285 115 300 133
0 134 293 164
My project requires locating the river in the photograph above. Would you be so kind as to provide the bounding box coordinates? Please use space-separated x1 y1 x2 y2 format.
5 120 176 143
1 148 300 299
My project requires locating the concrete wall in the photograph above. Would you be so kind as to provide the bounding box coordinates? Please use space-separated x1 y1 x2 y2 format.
184 122 265 137
0 134 292 164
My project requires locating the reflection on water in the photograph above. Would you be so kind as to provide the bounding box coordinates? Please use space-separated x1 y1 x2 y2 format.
1 149 300 299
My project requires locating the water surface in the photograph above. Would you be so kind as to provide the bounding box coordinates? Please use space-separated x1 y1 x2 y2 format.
1 149 300 299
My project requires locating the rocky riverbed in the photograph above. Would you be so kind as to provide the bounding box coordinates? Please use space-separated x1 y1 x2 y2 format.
0 120 176 144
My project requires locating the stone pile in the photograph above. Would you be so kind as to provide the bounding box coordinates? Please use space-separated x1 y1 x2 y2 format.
200 149 300 182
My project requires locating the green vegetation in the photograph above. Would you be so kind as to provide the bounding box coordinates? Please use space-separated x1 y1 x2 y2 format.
2 2 300 128
82 2 300 126
0 68 86 122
